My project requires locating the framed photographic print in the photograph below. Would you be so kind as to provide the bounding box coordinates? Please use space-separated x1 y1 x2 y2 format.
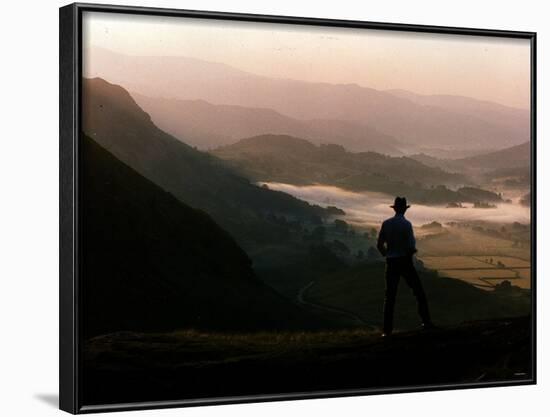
59 2 536 413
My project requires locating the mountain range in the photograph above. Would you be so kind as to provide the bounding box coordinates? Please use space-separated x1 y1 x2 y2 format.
132 93 403 155
386 89 530 133
85 47 529 153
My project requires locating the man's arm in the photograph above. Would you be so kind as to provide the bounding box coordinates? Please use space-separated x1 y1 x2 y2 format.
408 222 417 255
377 224 387 257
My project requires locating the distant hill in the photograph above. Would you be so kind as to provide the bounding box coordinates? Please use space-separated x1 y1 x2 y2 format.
454 141 530 170
132 93 403 155
81 134 326 337
411 141 530 174
213 134 463 186
85 47 529 152
386 89 530 133
212 134 501 205
82 78 331 247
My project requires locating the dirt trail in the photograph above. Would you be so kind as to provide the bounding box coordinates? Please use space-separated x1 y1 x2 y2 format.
296 280 377 330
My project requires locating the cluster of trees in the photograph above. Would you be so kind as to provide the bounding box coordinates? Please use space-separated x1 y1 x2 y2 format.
473 201 497 209
301 219 383 263
421 221 443 229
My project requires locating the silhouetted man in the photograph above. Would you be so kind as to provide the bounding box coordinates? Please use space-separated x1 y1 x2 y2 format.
377 197 433 337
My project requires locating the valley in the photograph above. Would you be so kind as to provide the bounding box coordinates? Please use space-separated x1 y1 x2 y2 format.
81 77 531 336
260 182 531 296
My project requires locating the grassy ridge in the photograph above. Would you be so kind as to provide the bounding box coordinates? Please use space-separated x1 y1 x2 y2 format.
83 316 531 405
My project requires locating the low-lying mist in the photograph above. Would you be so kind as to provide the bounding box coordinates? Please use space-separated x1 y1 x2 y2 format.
262 182 530 227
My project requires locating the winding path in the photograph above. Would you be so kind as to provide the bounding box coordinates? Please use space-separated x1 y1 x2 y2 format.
296 281 377 330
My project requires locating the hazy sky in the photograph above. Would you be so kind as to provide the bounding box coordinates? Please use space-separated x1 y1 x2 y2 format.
83 11 531 109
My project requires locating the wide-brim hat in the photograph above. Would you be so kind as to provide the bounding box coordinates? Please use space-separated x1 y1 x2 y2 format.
390 196 410 209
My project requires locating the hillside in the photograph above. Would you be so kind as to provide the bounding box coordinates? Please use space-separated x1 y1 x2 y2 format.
81 134 327 338
83 316 531 405
455 141 530 170
82 78 332 247
411 142 530 179
213 134 463 185
305 261 530 330
85 47 529 152
212 134 502 205
132 93 403 154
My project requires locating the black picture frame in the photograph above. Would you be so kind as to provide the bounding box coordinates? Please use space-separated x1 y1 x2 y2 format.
60 2 537 414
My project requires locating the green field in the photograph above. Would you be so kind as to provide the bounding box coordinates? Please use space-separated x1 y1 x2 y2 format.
420 255 530 290
421 255 492 270
417 223 531 290
418 224 530 259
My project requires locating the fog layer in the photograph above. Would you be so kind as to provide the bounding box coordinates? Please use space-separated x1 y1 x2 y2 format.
262 182 530 226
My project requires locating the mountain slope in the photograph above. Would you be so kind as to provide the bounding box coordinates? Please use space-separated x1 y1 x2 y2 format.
131 93 403 154
411 141 530 174
81 134 326 337
212 135 502 204
455 141 530 170
213 134 463 185
82 77 330 247
85 47 529 151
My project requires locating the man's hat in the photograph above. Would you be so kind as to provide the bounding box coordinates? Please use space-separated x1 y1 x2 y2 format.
390 196 410 209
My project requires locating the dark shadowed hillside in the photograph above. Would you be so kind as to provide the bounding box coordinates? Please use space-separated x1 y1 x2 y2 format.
81 135 328 338
212 134 502 205
82 78 331 247
132 93 403 154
